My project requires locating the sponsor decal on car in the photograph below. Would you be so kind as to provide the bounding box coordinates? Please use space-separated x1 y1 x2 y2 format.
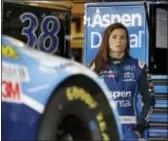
2 45 19 59
2 62 29 103
2 62 29 82
2 79 21 103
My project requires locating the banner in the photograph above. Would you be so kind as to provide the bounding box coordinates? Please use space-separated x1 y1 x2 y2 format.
84 2 148 65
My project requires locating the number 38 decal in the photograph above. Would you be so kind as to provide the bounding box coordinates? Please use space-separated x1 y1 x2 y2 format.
20 12 60 54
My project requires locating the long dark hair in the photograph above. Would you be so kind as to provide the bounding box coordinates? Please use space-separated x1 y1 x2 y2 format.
90 23 130 73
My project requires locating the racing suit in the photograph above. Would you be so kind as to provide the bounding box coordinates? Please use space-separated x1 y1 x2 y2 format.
97 56 155 140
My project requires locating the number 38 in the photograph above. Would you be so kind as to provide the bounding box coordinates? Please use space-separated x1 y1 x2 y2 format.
20 12 60 54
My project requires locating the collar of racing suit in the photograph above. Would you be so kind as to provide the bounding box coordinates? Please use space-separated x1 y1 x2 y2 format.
108 55 130 65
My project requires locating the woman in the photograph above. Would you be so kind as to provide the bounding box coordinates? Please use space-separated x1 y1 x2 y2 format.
90 23 155 140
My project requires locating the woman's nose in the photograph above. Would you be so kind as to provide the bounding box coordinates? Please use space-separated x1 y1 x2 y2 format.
116 38 121 42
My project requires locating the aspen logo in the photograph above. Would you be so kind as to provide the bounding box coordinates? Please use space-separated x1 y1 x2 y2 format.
111 91 131 99
85 7 145 49
110 91 132 108
2 80 21 103
84 8 142 28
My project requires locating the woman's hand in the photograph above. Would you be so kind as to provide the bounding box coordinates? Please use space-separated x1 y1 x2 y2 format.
135 130 142 139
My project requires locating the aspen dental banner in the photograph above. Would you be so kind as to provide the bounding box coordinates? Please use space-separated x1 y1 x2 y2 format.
84 2 149 65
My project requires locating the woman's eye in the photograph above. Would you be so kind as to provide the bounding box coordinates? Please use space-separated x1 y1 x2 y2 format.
121 36 126 39
112 35 117 39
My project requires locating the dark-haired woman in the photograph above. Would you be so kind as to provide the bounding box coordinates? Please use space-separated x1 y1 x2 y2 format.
90 23 155 140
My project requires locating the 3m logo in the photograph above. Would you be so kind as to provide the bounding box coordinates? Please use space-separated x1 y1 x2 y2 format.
2 80 21 103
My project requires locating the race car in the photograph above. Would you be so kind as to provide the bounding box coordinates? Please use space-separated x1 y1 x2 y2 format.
2 35 123 140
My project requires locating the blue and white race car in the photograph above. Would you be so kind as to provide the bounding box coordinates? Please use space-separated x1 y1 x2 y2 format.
2 35 123 141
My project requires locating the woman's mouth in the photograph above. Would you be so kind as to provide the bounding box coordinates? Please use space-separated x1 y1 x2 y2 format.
116 45 121 48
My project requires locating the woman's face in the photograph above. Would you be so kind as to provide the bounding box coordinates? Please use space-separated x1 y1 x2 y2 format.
108 28 127 53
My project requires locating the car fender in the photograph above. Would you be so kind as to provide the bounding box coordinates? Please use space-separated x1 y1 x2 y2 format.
2 35 123 140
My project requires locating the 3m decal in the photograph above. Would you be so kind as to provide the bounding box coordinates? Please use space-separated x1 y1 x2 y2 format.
2 80 21 103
